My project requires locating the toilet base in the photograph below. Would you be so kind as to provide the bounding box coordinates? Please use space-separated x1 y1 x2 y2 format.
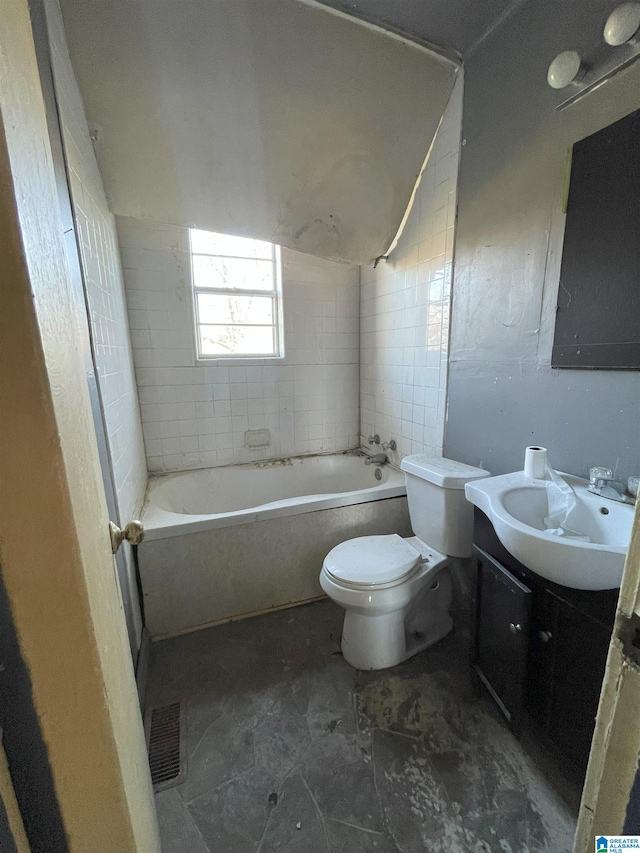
321 547 453 671
341 608 453 671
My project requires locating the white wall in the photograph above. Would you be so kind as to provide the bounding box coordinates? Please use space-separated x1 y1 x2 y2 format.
58 0 457 265
46 0 147 647
360 74 463 464
117 217 360 473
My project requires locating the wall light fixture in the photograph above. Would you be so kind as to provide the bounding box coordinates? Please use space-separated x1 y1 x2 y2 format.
547 50 586 89
603 2 640 45
547 2 640 106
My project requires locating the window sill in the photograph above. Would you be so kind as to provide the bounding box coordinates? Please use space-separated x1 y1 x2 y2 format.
195 355 285 366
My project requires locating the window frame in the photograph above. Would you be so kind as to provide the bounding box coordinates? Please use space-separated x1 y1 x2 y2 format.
189 229 284 362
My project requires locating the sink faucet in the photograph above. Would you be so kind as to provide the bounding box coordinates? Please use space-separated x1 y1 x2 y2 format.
365 453 388 466
588 467 636 505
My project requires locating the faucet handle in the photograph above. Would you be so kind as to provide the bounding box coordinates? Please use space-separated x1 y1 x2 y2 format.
368 434 380 445
589 466 613 487
382 439 397 451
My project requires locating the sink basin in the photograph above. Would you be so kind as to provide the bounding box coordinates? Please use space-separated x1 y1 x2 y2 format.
465 471 634 590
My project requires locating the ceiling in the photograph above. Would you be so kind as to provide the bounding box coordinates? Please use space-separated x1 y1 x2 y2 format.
59 0 457 265
314 0 519 57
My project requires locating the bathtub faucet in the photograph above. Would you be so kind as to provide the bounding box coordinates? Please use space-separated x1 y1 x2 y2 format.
365 453 388 466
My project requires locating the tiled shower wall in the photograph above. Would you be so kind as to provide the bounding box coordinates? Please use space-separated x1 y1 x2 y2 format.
360 72 464 464
47 0 147 522
117 217 360 473
46 0 147 648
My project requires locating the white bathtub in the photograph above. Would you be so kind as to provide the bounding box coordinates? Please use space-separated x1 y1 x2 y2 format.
138 452 411 637
142 452 406 540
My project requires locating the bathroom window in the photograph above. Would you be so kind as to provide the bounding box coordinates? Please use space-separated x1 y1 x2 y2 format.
190 229 283 359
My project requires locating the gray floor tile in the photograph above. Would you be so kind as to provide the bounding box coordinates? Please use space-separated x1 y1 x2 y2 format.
187 766 275 853
179 714 254 803
204 633 265 675
373 728 453 851
268 670 317 716
306 661 358 739
307 758 384 831
185 695 225 760
223 676 279 731
458 809 529 853
147 599 577 853
356 667 488 752
298 731 371 777
254 713 312 783
325 819 398 853
258 771 329 853
425 749 498 816
155 788 208 853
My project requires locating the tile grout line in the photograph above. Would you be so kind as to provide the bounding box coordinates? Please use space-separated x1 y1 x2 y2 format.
179 756 257 809
165 790 211 853
328 816 391 836
255 762 302 853
300 771 332 852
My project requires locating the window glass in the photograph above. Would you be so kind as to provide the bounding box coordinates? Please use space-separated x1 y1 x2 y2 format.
190 229 283 359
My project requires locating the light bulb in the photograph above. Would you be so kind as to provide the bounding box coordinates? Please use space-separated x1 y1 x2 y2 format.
604 2 640 45
547 51 585 89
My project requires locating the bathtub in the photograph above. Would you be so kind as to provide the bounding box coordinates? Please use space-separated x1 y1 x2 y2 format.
138 452 412 638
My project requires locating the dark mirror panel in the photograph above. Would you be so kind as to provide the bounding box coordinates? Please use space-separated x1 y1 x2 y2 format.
552 108 640 370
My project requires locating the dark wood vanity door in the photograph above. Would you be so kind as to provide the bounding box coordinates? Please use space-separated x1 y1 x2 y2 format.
547 602 611 770
526 586 559 726
473 546 532 728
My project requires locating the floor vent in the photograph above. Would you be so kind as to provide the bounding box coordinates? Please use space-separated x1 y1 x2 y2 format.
145 701 187 791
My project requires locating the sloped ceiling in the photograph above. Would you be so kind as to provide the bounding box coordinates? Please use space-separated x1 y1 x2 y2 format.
57 0 458 265
315 0 518 57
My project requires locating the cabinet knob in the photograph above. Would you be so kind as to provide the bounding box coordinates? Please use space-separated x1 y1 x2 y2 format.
509 622 523 634
539 630 553 643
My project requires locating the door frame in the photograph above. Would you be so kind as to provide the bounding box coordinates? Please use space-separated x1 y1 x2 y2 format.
0 0 158 848
30 0 141 662
574 501 640 849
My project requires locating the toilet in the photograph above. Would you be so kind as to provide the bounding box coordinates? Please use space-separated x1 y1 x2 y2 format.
319 454 490 670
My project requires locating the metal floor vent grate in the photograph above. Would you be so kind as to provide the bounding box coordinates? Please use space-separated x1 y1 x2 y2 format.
145 701 187 791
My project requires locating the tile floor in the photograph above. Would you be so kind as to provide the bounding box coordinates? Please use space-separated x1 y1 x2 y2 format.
146 600 578 853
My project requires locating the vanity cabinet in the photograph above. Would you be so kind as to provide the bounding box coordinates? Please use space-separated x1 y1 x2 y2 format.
474 547 531 726
472 508 618 772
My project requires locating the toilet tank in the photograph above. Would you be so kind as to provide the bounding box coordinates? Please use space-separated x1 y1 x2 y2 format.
400 455 491 558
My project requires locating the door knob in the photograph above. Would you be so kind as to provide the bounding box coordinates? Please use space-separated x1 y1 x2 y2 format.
109 520 144 554
509 622 523 634
539 630 553 643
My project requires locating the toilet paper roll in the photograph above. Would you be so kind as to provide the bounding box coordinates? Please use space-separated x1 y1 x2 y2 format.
524 446 548 479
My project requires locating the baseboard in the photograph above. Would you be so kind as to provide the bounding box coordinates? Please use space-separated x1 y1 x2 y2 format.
151 594 328 642
135 627 151 713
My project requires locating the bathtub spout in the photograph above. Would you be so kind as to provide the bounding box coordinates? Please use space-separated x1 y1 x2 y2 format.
365 453 388 466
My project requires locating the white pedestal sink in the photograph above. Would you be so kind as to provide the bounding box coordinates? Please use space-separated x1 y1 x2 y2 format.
465 471 634 590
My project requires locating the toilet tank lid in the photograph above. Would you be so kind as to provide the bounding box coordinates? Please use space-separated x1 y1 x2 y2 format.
401 455 491 489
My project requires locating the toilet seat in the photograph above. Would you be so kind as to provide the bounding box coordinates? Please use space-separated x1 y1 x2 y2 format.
324 534 422 588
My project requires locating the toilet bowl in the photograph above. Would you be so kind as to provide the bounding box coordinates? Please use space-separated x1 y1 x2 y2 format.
320 454 490 671
320 534 452 670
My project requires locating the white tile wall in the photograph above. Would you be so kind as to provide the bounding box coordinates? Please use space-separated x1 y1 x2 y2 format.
46 0 147 646
117 217 360 472
360 73 463 465
48 37 147 526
